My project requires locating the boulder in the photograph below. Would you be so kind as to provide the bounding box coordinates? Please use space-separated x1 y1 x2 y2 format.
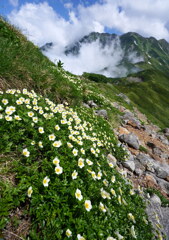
87 100 98 108
118 126 130 135
95 109 108 119
121 111 141 129
156 177 169 195
119 133 140 149
83 103 90 108
122 160 135 172
163 128 169 137
144 173 157 187
107 154 117 165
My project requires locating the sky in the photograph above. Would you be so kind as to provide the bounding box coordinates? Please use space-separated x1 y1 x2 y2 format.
0 0 169 76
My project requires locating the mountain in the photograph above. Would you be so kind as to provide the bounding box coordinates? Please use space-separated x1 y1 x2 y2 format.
1 18 169 240
41 32 169 77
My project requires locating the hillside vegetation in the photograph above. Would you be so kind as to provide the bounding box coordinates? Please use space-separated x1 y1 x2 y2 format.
0 17 167 239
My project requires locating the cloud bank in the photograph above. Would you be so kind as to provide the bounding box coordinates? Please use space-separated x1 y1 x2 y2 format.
8 0 169 77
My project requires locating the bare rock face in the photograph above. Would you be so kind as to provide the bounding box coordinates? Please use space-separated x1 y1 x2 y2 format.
119 133 140 150
146 194 169 240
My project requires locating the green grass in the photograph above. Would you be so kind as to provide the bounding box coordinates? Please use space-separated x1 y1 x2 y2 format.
0 89 153 239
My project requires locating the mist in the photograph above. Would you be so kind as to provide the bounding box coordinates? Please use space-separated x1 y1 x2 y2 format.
42 37 142 78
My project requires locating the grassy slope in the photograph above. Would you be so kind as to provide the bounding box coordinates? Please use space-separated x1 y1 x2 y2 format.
0 18 155 240
115 70 169 128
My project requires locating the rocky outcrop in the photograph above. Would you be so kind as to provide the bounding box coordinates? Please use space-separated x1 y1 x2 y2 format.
146 194 169 240
119 133 140 149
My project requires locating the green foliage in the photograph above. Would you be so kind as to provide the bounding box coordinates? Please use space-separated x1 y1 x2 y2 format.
57 60 64 69
0 89 153 239
139 145 148 153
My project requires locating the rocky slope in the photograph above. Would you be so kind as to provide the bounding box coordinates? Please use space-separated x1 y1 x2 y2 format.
83 95 169 239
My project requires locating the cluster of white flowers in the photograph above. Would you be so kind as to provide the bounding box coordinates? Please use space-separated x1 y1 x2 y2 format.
0 89 140 239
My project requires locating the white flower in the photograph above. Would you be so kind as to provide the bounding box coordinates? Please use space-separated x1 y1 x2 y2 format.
72 148 78 156
86 159 93 165
130 189 135 195
111 176 116 183
5 106 15 115
78 158 84 168
128 213 136 223
23 148 30 157
5 115 12 121
53 140 62 148
38 141 43 148
115 231 124 240
2 99 8 105
97 171 102 180
75 189 83 201
91 171 97 180
72 170 78 179
53 157 60 165
84 200 92 211
55 125 60 130
118 195 122 205
55 165 63 174
107 237 116 240
103 179 109 186
43 176 50 187
101 188 111 199
66 229 72 238
110 188 116 196
49 134 56 141
38 127 44 134
130 226 137 239
77 234 86 240
99 202 107 212
32 117 38 123
28 111 34 117
67 142 73 148
27 186 33 197
14 115 22 120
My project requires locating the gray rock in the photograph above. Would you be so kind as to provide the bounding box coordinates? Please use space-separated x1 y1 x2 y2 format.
95 109 108 119
83 103 90 108
156 177 169 194
121 111 141 129
146 197 169 239
122 160 135 172
87 100 98 108
134 168 144 176
136 153 169 178
119 133 140 149
136 153 154 167
151 194 161 205
117 93 131 104
155 166 169 179
157 133 169 145
163 128 169 137
107 154 117 165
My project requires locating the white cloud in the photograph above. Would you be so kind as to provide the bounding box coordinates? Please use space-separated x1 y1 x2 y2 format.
9 0 19 7
7 0 169 77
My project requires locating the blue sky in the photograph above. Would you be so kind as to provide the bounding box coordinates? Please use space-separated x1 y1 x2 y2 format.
0 0 99 19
